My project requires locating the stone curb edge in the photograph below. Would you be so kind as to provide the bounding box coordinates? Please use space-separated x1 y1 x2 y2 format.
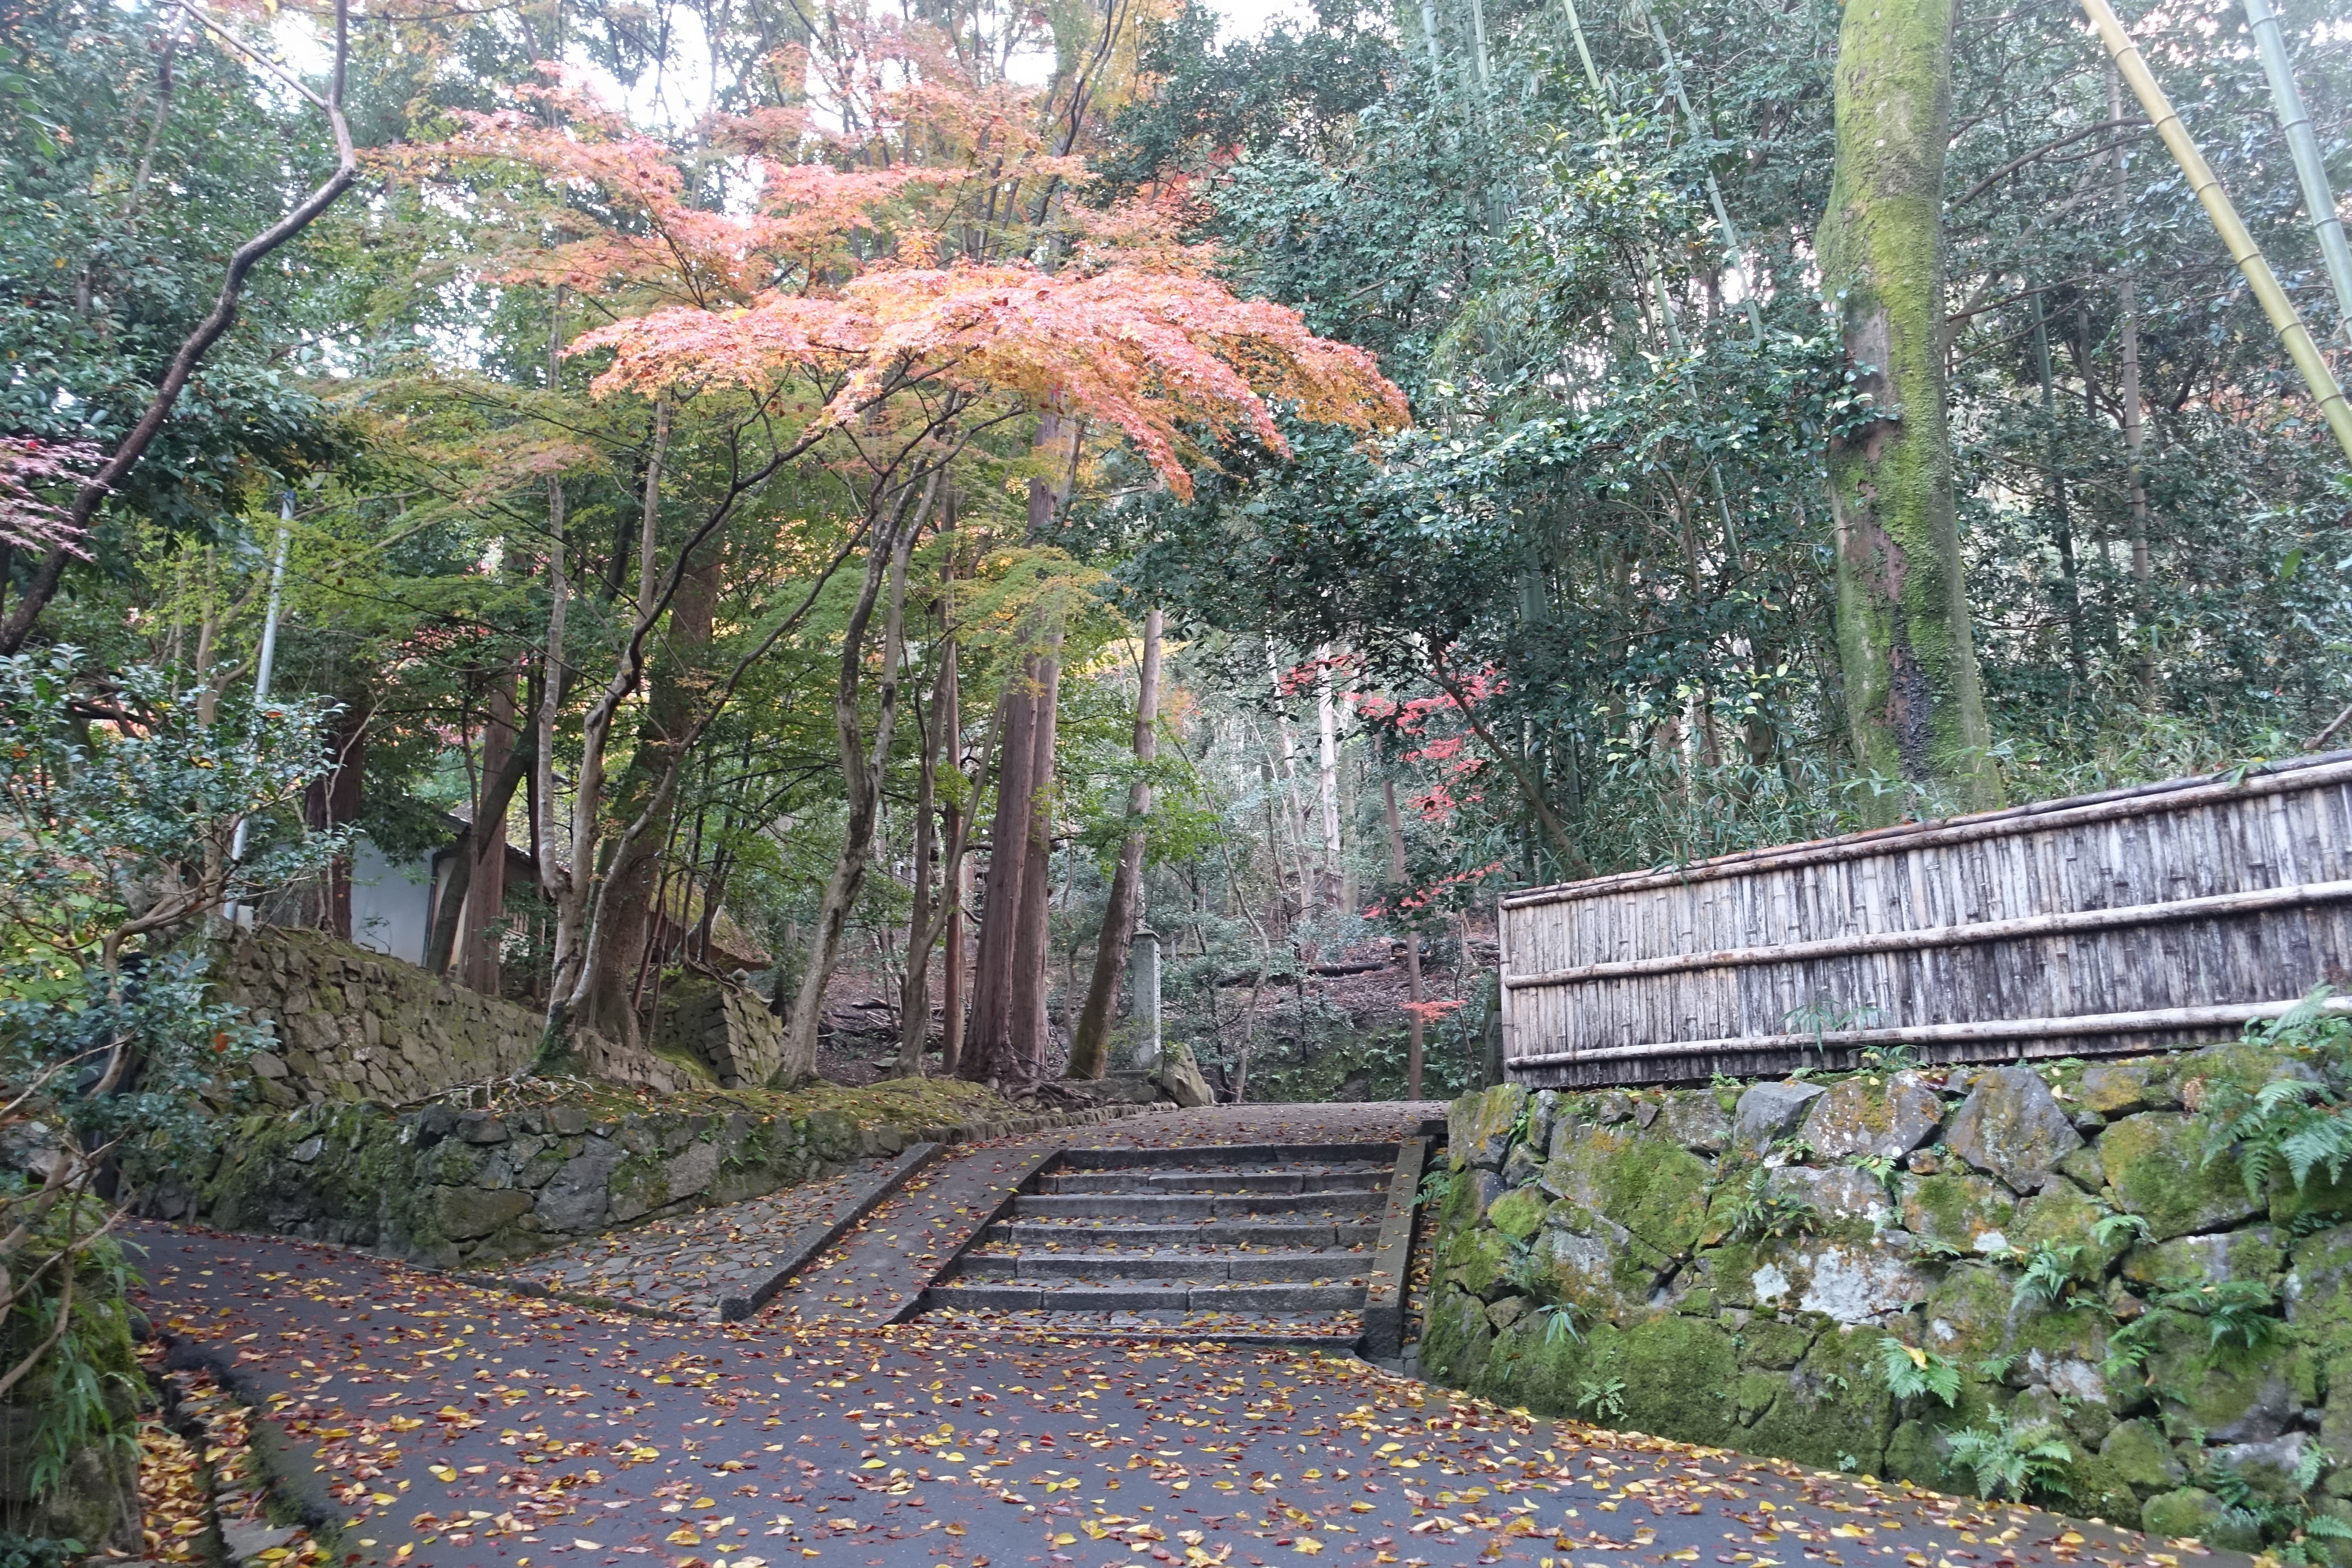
1362 1136 1429 1361
869 1096 1176 1155
717 1141 943 1322
895 1142 1067 1324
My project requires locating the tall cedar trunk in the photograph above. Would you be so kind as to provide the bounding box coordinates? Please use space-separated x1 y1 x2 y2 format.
1068 606 1162 1079
463 669 516 994
582 539 720 1047
1817 0 1997 818
1381 775 1425 1101
777 493 925 1084
962 650 1040 1084
1010 633 1063 1083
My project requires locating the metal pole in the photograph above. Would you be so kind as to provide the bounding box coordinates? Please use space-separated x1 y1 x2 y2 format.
228 492 293 867
2079 0 2352 462
2243 0 2352 340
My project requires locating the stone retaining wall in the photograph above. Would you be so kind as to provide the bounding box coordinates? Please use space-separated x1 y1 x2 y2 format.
1424 1042 2352 1551
211 928 721 1106
139 1090 1171 1269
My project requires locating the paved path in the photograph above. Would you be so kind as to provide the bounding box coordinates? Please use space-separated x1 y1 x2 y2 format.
136 1227 2194 1568
133 1103 2221 1568
512 1166 892 1320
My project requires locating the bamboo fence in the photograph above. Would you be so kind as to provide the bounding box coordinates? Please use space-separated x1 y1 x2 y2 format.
1498 751 2352 1087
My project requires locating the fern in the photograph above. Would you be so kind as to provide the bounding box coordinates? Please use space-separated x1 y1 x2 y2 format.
2092 1211 2151 1250
2010 1241 2088 1311
1417 1168 1458 1209
2155 1278 2287 1351
1943 1410 2074 1502
1875 1338 1961 1406
1574 1376 1628 1423
1721 1169 1819 1243
2199 986 2352 1203
1537 1303 1580 1346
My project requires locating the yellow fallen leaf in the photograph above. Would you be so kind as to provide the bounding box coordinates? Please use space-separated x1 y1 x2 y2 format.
371 1493 397 1506
1053 1534 1076 1546
668 1530 703 1546
1670 1553 1700 1562
861 1460 886 1470
387 1416 424 1431
2059 1535 2084 1547
573 1542 603 1552
429 1466 457 1482
1294 1538 1323 1555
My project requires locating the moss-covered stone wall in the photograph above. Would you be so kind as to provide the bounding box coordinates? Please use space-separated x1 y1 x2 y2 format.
135 1075 1102 1268
210 928 722 1107
1424 1044 2352 1550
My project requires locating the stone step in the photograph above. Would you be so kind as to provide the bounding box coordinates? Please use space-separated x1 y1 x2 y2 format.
1051 1141 1400 1170
982 1219 1384 1249
953 1249 1370 1284
926 1280 1366 1314
1009 1190 1384 1221
1035 1167 1388 1196
917 1306 1361 1346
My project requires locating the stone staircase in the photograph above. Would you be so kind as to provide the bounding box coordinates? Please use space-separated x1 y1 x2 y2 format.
919 1141 1418 1346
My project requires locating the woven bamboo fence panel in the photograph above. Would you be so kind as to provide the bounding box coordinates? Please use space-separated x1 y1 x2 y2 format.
1498 751 2352 1089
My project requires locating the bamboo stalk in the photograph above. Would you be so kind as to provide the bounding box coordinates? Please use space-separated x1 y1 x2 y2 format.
2244 0 2352 340
2078 0 2352 462
1505 876 2352 987
1509 997 2352 1067
1501 749 2352 909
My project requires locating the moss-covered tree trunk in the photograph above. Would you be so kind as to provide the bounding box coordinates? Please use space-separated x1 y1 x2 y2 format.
1817 0 1998 818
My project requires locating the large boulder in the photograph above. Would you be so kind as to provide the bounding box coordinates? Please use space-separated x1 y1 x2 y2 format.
1658 1093 1732 1153
1157 1042 1215 1109
1942 1066 2082 1194
1800 1070 1945 1161
1732 1081 1825 1154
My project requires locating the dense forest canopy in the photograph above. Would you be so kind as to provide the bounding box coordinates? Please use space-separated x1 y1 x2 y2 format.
2 0 2349 1120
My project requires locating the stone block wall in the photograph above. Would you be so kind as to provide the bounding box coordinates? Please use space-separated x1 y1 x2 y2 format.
655 975 783 1088
144 1097 850 1268
211 928 723 1104
1425 1045 2352 1549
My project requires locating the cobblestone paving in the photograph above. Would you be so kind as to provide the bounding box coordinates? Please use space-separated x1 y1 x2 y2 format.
505 1162 890 1320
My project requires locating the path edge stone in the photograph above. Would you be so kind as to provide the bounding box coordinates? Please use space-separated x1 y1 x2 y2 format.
717 1140 944 1321
898 1143 1066 1324
1363 1136 1430 1360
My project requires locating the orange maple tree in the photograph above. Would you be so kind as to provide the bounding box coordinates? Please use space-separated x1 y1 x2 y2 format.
405 22 1408 1065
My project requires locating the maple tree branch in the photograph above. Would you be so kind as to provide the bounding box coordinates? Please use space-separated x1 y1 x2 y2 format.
1426 649 1591 877
0 0 358 653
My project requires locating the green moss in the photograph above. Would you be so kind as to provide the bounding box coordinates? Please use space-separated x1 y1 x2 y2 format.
2100 1113 2265 1241
1487 1185 1547 1240
1592 1314 1740 1448
2061 1443 2143 1529
1420 1287 1494 1386
1739 1318 1814 1370
1741 1328 1897 1473
2141 1487 2259 1549
1900 1171 2015 1251
1442 1227 1516 1298
1542 1126 1712 1270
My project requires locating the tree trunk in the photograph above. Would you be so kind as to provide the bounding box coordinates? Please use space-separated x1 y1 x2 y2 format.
580 534 721 1047
895 611 955 1077
1381 775 1425 1102
306 689 370 941
1817 0 1998 818
463 668 516 994
962 649 1041 1085
777 482 931 1085
1068 606 1162 1080
1011 632 1063 1084
1314 645 1343 909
